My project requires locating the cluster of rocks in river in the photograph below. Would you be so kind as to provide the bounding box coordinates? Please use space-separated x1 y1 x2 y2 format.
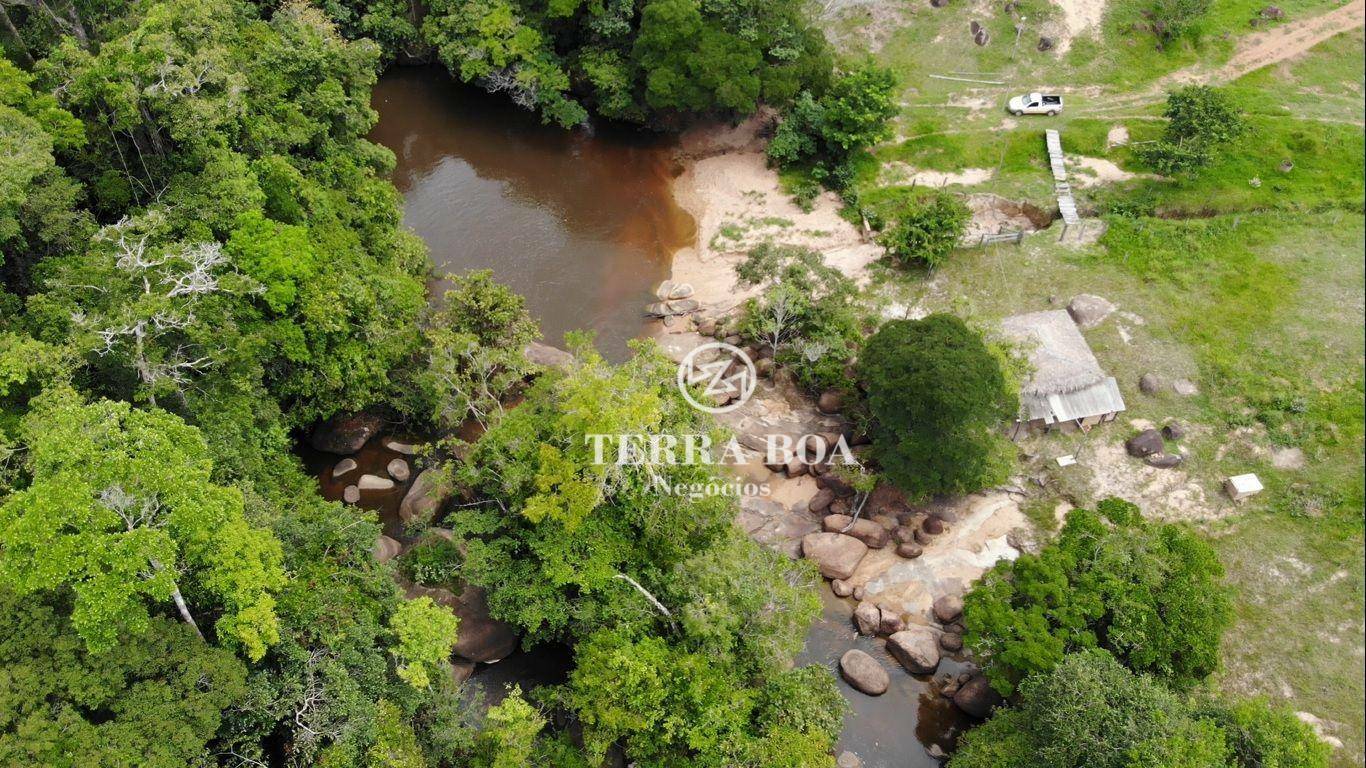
801 479 1002 720
310 412 519 672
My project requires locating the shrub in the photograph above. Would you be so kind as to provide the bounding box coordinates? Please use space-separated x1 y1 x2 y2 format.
399 536 464 587
950 650 1330 768
1140 86 1246 174
877 189 970 267
733 244 863 393
768 62 897 190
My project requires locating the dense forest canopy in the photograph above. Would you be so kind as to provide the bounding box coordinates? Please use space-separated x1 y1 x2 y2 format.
0 1 847 765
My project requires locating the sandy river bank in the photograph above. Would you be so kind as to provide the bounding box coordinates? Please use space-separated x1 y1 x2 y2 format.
665 116 884 314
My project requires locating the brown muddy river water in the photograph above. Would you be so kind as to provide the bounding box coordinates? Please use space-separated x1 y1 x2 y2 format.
369 66 694 360
360 66 969 763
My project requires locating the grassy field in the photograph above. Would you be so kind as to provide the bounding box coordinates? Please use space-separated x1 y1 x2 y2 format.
823 1 1365 760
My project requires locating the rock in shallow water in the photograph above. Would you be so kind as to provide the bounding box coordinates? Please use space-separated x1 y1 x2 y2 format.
331 458 358 478
839 649 890 696
887 628 941 674
801 532 868 580
386 458 411 482
357 474 394 491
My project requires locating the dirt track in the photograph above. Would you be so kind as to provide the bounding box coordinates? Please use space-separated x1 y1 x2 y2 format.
1173 0 1365 85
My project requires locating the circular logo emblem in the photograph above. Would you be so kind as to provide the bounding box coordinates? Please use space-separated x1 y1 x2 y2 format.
677 342 757 414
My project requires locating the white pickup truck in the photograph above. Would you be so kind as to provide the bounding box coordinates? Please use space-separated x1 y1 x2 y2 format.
1008 93 1063 116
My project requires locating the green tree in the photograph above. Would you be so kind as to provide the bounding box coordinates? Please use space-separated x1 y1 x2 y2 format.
412 269 538 428
421 0 830 126
0 392 286 659
0 589 249 768
963 499 1232 695
767 61 896 187
734 243 863 392
950 650 1329 768
1141 86 1246 174
951 650 1228 768
473 686 547 768
389 596 460 690
857 315 1017 498
877 189 970 267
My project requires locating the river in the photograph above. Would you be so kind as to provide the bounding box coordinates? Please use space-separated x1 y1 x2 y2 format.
369 66 693 361
363 66 969 764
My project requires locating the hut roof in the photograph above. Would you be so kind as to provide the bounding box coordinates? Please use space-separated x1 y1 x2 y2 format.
1000 310 1126 425
1000 310 1105 396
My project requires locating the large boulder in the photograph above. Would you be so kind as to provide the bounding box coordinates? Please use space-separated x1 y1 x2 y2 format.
406 583 519 663
524 341 574 369
1067 294 1116 329
399 469 452 525
1125 429 1165 458
887 628 941 674
932 594 964 624
801 532 869 580
809 488 836 514
822 514 891 549
372 535 402 563
839 649 890 696
853 601 881 635
451 585 519 663
817 390 844 414
952 674 1004 719
310 412 383 454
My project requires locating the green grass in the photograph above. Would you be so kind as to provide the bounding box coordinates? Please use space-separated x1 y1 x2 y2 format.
1213 512 1366 765
1225 28 1366 123
890 210 1364 763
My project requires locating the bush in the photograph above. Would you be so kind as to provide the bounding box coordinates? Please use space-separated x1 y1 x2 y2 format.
1148 0 1213 43
856 315 1016 498
963 498 1233 696
768 62 897 190
399 536 464 588
1140 86 1246 174
876 189 970 267
951 650 1330 768
733 244 863 393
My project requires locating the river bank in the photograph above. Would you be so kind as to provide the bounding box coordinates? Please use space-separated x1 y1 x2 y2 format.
655 119 1042 766
666 116 884 315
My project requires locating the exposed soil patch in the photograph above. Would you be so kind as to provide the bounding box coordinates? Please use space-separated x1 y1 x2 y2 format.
964 194 1055 238
881 162 997 187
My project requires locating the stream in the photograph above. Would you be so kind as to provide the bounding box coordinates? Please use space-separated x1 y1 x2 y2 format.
346 66 971 763
369 66 694 361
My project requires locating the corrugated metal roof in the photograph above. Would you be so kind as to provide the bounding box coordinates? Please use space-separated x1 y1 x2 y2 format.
1020 376 1126 424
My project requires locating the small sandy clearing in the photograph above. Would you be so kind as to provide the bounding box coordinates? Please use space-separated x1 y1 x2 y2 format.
1071 155 1155 186
1052 0 1108 51
880 162 996 187
670 120 882 313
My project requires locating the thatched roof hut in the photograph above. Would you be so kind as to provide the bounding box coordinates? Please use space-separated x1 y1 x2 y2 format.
1000 310 1125 430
